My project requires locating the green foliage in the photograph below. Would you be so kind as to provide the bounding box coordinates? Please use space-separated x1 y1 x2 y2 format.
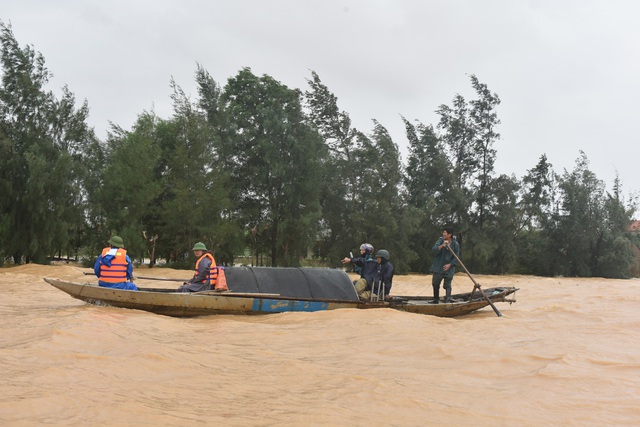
556 152 607 276
520 154 555 229
402 118 456 272
481 174 521 274
513 228 555 276
356 121 415 273
97 115 161 255
1 24 638 278
304 72 415 272
591 176 638 278
304 71 360 265
530 152 639 278
154 79 237 264
0 22 95 263
221 68 325 266
468 75 501 229
433 75 502 269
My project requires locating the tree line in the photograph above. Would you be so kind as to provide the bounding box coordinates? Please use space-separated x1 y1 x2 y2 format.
1 22 638 277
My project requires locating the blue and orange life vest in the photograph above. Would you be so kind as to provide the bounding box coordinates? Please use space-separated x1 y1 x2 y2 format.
99 247 129 283
195 252 218 287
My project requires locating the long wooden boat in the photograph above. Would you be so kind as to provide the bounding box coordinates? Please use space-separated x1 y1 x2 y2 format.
44 266 517 317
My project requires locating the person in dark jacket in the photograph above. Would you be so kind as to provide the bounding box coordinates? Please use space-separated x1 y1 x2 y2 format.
366 249 394 301
430 226 460 303
94 235 138 291
178 242 218 292
341 243 378 300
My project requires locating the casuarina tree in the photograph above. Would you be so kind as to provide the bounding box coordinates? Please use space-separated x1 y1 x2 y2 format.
0 22 95 263
221 68 325 266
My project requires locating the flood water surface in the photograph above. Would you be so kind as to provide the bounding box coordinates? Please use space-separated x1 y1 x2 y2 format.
1 264 639 426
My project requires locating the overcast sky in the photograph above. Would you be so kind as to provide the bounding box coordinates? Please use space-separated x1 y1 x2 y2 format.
3 0 639 199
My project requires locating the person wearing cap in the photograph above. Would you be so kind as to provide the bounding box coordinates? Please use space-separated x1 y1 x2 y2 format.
341 243 378 300
94 235 138 291
177 242 218 292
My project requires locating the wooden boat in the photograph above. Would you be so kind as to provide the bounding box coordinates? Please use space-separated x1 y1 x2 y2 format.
44 266 517 317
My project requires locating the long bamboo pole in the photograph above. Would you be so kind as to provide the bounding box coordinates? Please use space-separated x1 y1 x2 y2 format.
444 244 502 317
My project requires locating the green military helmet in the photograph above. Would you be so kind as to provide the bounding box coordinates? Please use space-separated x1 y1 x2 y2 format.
192 242 208 251
108 235 124 248
375 249 390 260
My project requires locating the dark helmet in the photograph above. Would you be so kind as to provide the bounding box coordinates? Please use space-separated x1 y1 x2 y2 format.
375 249 390 260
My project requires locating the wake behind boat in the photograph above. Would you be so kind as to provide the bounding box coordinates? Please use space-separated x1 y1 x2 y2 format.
44 266 517 317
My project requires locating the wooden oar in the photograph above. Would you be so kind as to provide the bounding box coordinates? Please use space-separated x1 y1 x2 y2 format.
445 244 503 317
83 272 187 282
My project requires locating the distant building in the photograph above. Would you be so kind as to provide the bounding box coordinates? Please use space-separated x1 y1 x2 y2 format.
628 220 640 233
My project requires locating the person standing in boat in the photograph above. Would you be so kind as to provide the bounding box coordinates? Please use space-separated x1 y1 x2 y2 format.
178 242 218 292
430 226 460 304
94 235 138 291
341 243 378 300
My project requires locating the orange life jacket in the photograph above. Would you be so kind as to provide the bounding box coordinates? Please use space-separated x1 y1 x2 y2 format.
213 266 228 291
195 252 218 287
99 247 129 283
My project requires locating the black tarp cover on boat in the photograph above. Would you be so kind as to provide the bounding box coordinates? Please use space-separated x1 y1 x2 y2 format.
223 266 359 301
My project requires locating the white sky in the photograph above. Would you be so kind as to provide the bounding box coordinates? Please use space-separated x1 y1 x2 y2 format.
3 0 640 200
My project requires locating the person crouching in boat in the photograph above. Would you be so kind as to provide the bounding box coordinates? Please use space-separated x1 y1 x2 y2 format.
94 235 138 291
376 249 394 300
178 242 218 292
341 243 378 300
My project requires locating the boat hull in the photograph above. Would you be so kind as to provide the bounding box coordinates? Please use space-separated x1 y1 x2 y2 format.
44 279 362 316
44 278 517 318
